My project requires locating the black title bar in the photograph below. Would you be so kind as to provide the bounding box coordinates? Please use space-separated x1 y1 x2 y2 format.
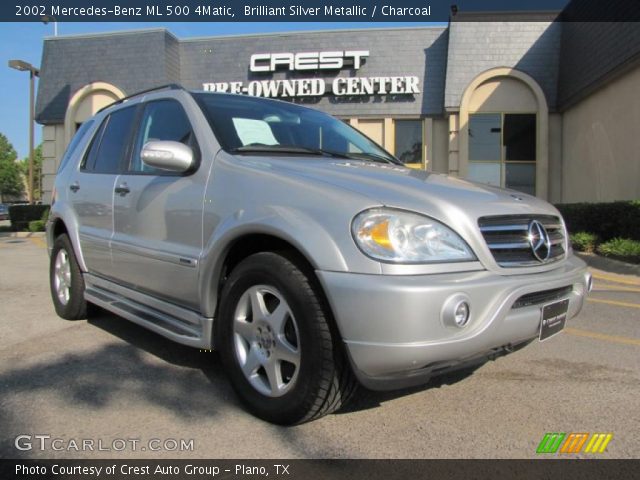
3 459 640 480
4 0 640 22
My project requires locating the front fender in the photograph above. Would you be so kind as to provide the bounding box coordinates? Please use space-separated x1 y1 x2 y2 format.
198 205 353 318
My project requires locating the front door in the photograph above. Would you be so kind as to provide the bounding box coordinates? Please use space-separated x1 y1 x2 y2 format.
111 99 205 310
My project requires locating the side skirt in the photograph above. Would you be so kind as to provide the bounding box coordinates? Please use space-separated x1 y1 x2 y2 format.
84 273 214 349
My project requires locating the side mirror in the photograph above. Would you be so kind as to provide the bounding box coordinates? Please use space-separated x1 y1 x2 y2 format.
140 141 194 173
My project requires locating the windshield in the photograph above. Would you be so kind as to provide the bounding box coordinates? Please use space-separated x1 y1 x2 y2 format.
193 93 399 164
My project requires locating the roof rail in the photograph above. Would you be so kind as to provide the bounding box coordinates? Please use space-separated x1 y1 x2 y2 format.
97 84 185 114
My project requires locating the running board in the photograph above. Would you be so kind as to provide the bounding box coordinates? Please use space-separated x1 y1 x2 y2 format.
83 273 214 349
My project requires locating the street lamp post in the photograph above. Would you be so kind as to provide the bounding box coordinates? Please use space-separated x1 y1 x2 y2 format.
42 15 58 36
8 59 39 204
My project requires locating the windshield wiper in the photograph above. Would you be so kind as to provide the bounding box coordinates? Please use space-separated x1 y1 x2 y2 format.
231 144 350 159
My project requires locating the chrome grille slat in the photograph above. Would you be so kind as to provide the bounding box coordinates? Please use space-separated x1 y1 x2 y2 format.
480 225 528 232
478 215 567 268
487 242 530 249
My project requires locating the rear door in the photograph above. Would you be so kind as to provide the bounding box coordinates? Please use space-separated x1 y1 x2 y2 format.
68 106 137 279
111 98 205 310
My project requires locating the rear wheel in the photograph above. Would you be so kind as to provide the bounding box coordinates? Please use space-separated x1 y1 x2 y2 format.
217 251 356 424
49 234 88 320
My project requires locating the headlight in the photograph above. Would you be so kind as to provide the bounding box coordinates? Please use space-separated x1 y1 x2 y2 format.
351 208 475 264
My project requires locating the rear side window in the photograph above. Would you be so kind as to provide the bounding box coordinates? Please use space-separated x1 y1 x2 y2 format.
83 106 137 174
129 100 198 174
58 120 94 173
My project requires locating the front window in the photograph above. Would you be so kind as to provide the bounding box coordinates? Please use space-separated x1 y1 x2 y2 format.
129 99 198 174
468 113 536 195
193 93 398 164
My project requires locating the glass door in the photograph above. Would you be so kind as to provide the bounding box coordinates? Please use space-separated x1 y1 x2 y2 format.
468 113 536 195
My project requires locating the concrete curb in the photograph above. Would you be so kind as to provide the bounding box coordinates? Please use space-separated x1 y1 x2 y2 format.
576 252 640 277
0 231 46 239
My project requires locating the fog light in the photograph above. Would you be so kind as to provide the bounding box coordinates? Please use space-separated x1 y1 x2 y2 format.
442 294 472 329
454 301 470 327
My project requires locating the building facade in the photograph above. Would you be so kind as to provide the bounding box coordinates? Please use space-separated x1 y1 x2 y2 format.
35 14 640 204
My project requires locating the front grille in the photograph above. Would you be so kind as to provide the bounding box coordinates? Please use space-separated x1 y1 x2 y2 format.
478 215 566 267
512 286 573 309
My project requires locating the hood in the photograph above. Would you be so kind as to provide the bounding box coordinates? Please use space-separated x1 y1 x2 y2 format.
233 156 559 222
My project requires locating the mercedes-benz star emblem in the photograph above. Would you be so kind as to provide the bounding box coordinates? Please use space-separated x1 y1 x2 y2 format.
528 220 551 262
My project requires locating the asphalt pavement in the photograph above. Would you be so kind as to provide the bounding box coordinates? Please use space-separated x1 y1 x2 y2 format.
0 234 638 459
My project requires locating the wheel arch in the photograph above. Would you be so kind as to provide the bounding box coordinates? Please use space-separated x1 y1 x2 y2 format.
202 226 352 351
47 210 87 272
205 231 321 319
51 216 69 239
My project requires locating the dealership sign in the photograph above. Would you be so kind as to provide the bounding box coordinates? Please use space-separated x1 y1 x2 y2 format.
250 50 370 72
202 50 420 98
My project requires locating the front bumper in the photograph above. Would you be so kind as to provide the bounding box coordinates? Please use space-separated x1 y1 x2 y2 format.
317 255 589 390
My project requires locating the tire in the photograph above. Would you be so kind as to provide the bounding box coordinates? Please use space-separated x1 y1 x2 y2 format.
217 251 357 425
49 233 88 320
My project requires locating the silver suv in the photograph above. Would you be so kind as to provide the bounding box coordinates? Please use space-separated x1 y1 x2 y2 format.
47 85 591 424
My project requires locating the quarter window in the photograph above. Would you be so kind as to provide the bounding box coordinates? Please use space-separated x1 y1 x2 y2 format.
58 119 94 172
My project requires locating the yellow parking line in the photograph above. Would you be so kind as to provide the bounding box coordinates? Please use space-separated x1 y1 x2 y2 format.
592 272 640 287
27 236 46 248
565 327 640 347
587 297 640 309
593 285 640 293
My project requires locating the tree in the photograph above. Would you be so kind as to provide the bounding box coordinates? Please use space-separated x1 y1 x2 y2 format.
20 144 43 202
0 133 24 201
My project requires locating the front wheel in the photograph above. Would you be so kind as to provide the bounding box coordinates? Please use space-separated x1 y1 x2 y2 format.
49 234 88 320
217 252 356 424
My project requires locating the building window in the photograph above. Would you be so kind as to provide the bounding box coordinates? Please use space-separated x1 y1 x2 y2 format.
395 119 423 166
468 113 536 195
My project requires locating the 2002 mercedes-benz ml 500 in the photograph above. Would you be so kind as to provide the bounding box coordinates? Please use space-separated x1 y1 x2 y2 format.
47 85 591 424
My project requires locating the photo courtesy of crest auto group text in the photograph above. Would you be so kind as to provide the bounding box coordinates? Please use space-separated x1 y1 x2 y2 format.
0 0 639 478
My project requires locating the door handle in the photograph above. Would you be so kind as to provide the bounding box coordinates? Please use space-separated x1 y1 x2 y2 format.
114 183 130 196
69 182 80 193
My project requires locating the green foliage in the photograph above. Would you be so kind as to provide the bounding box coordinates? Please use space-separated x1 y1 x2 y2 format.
570 232 599 253
597 238 640 263
555 201 640 241
0 132 16 162
8 204 49 231
0 133 24 199
28 220 46 232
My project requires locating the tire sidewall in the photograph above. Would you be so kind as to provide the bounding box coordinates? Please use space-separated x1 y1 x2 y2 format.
218 253 329 424
49 234 86 320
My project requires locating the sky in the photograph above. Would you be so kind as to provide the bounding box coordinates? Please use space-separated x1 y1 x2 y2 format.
0 21 441 160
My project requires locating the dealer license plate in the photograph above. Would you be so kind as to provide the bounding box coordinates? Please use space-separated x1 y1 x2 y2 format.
539 299 569 341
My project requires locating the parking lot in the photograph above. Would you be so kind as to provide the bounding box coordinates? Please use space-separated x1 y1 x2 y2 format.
0 233 638 459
